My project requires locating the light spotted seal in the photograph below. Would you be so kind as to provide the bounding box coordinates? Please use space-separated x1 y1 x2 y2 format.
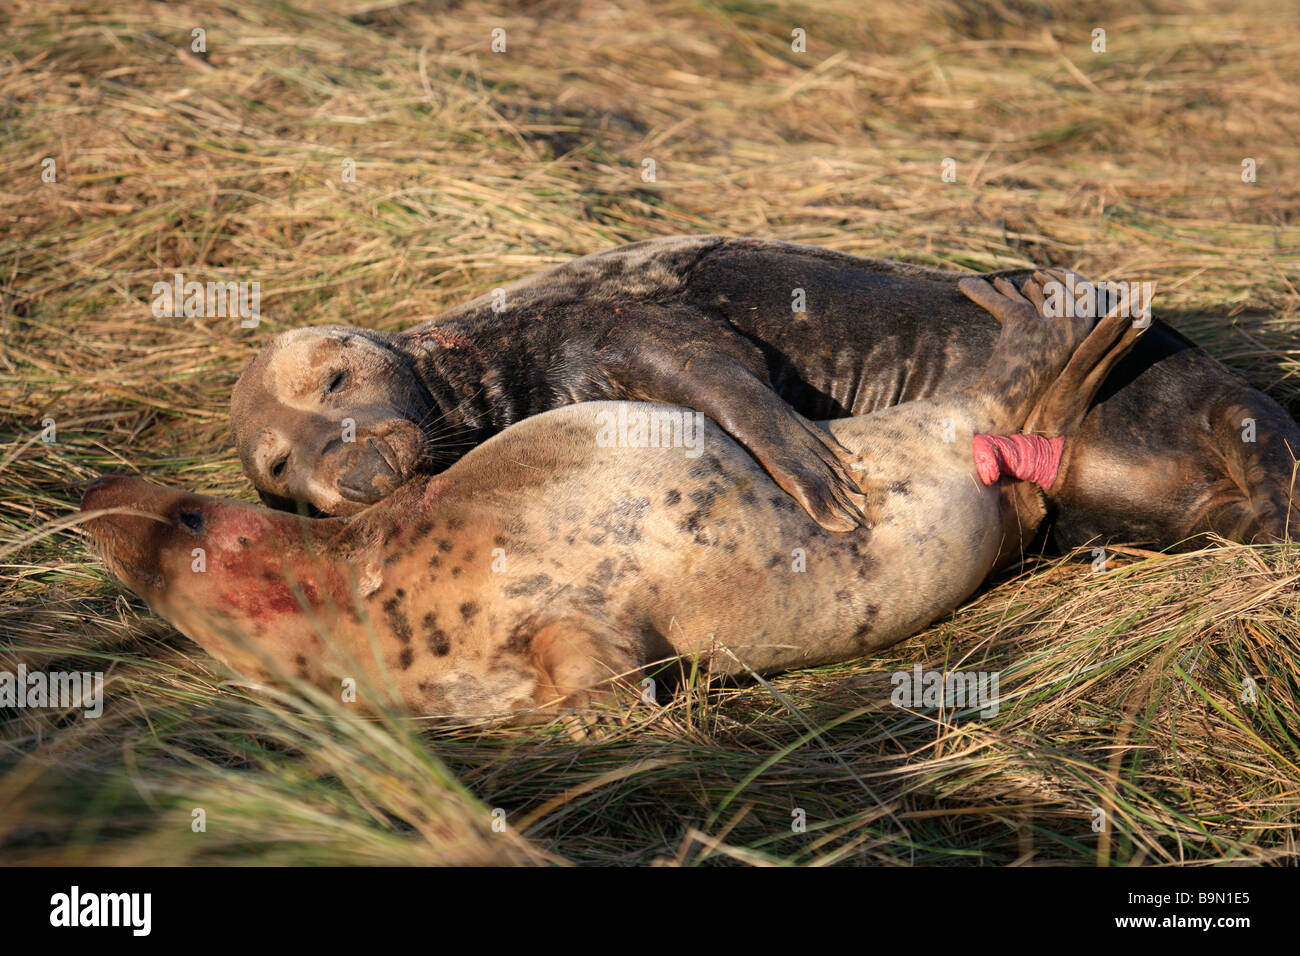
230 236 1299 549
86 274 1144 728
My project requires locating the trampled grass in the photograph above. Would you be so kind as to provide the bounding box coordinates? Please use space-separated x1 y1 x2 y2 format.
1 0 1298 865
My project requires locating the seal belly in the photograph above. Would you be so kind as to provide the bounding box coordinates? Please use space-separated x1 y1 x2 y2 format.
618 399 1003 676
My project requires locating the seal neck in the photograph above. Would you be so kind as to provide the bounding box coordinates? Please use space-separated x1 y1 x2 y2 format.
400 332 503 468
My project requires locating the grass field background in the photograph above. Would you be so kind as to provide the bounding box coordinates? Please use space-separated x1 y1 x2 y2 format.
2 0 1298 865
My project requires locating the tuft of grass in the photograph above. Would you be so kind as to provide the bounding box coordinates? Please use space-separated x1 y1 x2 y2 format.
2 0 1298 865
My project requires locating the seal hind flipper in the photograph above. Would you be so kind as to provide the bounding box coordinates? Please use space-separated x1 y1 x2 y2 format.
957 273 1093 433
1020 269 1151 438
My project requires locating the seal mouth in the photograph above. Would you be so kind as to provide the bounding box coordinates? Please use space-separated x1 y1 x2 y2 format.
337 481 383 504
83 518 164 589
109 555 165 591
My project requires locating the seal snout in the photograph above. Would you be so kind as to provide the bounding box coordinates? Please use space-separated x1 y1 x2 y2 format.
316 419 425 511
80 475 177 591
332 436 402 503
81 473 130 508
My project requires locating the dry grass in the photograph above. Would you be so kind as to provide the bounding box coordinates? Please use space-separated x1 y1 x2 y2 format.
1 0 1298 865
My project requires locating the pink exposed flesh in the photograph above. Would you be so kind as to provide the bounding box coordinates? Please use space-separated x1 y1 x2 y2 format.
972 433 1065 489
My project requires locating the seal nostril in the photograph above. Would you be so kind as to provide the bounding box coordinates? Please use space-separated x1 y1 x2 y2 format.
178 506 205 535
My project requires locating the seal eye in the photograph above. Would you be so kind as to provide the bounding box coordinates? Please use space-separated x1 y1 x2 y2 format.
325 370 346 395
178 506 204 535
271 456 288 480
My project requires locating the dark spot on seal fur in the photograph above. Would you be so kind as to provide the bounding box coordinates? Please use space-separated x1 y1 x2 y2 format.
574 585 608 609
689 484 720 509
505 573 552 598
422 612 450 656
382 592 413 644
438 539 454 553
587 557 618 588
688 453 727 480
398 647 414 670
506 621 533 653
852 605 880 647
887 480 911 496
678 481 728 545
664 488 681 506
460 601 480 622
587 496 650 546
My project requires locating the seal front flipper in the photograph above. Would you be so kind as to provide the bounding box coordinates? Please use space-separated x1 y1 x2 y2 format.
620 342 869 532
530 617 647 740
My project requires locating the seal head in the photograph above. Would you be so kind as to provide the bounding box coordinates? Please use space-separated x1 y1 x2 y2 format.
81 474 354 676
231 326 435 515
